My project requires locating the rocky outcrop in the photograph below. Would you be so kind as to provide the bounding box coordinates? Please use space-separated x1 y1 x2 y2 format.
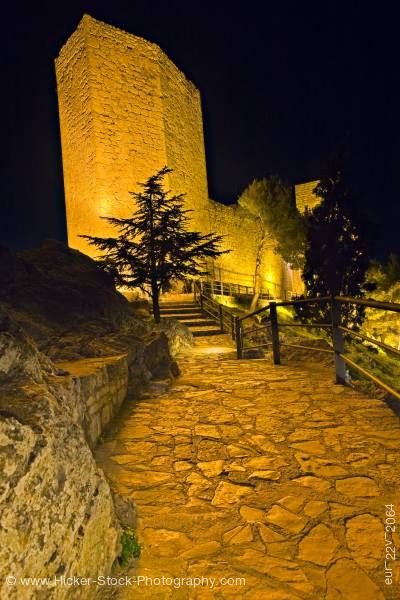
0 240 130 337
0 240 179 384
0 241 182 598
0 310 55 383
0 310 120 599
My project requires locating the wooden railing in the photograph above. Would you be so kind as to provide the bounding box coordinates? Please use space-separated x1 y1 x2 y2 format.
198 279 277 300
194 281 400 400
194 281 237 338
236 296 400 401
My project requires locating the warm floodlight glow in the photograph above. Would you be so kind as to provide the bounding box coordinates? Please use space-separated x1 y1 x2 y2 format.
195 346 235 354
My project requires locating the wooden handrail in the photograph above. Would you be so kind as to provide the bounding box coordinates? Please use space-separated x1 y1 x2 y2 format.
195 280 399 401
334 295 400 313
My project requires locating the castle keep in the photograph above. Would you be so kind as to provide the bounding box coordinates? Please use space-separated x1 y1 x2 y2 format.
56 15 319 299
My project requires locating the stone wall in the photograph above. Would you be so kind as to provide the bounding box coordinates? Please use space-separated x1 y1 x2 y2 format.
54 22 98 256
159 47 210 233
294 180 321 214
209 200 299 298
56 355 129 447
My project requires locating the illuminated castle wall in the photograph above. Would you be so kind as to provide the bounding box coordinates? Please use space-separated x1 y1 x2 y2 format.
56 15 319 298
295 181 321 214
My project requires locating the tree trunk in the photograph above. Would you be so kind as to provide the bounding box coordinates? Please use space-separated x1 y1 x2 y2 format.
147 190 161 322
249 217 266 312
152 284 161 323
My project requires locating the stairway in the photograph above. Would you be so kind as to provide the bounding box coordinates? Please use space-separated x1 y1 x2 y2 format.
159 299 222 337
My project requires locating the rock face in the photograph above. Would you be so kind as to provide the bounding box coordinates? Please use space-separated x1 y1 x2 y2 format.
0 311 54 383
0 241 183 598
0 240 130 334
0 240 179 385
0 313 120 599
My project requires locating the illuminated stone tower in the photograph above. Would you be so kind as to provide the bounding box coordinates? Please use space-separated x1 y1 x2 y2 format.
294 181 321 214
55 14 210 257
56 14 319 299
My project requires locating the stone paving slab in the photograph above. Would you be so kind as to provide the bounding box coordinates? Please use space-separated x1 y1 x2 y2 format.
96 334 400 599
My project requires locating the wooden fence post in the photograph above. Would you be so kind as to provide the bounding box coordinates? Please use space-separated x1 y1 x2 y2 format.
235 318 243 359
331 297 346 384
269 302 281 365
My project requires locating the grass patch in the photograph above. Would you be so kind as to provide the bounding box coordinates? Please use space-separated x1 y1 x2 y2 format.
275 305 330 342
346 341 400 397
115 529 141 568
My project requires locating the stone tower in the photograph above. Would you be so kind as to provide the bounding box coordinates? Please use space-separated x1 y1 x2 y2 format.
56 14 318 299
55 14 210 257
294 181 321 214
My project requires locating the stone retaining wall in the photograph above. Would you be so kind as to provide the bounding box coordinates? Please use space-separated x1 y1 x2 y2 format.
0 311 177 599
56 355 129 447
0 325 123 599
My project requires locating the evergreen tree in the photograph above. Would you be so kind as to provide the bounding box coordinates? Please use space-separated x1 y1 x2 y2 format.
363 255 400 347
366 254 400 298
238 176 305 310
81 167 227 322
299 169 370 327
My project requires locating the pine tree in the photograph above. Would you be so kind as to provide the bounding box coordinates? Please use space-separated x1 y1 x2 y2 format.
238 176 305 310
299 169 370 327
81 167 228 322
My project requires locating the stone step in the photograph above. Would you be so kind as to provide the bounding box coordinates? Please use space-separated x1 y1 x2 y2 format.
161 313 204 321
160 306 200 314
160 308 199 312
159 301 221 336
159 303 198 309
184 319 216 327
191 328 222 337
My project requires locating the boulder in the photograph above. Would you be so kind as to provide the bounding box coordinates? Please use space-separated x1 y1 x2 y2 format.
155 318 194 356
0 240 135 342
0 306 54 383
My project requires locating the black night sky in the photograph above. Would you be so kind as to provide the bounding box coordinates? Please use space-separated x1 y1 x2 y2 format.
1 0 399 259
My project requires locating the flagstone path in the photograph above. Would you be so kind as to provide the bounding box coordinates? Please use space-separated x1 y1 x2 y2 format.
96 333 400 599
